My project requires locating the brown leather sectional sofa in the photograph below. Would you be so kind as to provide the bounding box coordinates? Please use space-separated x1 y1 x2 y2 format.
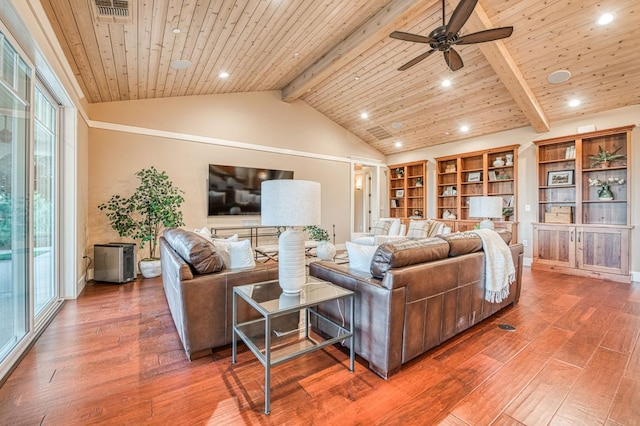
309 232 524 378
159 228 278 360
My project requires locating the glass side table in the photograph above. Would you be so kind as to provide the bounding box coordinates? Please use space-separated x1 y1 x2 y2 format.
232 277 354 414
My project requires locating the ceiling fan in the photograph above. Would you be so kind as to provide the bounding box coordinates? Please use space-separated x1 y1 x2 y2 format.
390 0 513 72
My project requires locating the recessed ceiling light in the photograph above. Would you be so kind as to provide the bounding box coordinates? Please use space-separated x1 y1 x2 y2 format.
568 99 581 107
595 13 615 26
172 28 181 34
441 79 452 87
360 112 369 119
395 141 403 148
354 76 360 81
170 59 192 70
293 52 300 58
460 125 469 132
219 71 230 79
547 70 571 84
391 122 403 129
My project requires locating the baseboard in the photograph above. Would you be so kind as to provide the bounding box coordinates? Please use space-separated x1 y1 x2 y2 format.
631 271 639 283
523 257 533 267
75 275 87 299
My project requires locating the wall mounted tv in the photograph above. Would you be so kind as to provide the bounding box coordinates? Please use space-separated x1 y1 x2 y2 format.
208 164 294 216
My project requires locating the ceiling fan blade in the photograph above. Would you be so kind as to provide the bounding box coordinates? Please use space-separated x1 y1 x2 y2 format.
457 27 514 44
446 0 478 37
389 31 433 44
443 49 464 71
398 49 436 71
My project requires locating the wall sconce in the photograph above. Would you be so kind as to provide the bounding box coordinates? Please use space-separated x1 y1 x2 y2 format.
355 176 363 190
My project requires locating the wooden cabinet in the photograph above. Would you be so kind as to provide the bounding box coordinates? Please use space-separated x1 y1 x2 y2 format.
532 125 634 283
388 161 426 224
435 145 518 237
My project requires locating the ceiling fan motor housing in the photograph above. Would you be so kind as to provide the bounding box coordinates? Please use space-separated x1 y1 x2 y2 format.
428 26 460 51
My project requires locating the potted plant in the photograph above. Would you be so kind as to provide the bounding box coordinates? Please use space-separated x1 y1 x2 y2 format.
303 225 336 261
589 145 626 168
98 167 185 278
502 207 514 221
588 177 625 200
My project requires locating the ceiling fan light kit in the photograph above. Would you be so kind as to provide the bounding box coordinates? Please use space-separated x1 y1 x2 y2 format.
390 0 513 72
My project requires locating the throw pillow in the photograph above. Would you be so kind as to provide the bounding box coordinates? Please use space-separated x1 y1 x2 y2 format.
370 220 392 236
214 239 256 269
382 218 401 236
193 226 211 238
406 219 429 238
345 241 378 273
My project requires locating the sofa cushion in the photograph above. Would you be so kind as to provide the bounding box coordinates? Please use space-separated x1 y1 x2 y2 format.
437 230 513 257
163 228 225 274
370 237 450 278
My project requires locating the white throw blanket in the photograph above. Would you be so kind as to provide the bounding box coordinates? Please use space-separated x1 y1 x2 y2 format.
472 229 515 303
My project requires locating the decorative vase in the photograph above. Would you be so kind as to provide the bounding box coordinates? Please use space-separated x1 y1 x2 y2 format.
599 161 610 168
316 240 336 261
493 157 505 167
139 259 161 278
505 154 514 166
598 184 614 201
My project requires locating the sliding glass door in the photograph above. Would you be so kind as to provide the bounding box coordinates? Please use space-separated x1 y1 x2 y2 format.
33 86 57 317
0 31 30 362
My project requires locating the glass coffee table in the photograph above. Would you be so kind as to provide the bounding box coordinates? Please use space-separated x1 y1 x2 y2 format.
232 277 354 414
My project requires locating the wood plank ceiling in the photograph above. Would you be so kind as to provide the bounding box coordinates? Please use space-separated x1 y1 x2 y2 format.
40 0 640 155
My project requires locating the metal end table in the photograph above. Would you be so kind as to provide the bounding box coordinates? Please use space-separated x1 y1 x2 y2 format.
232 278 354 414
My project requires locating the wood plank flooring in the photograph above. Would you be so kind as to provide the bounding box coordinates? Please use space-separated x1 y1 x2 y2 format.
1 268 639 425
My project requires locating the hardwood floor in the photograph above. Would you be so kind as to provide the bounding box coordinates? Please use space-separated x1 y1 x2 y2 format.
1 268 639 425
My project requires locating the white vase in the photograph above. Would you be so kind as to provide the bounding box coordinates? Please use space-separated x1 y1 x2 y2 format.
139 259 161 278
316 241 336 261
505 154 514 166
493 157 505 167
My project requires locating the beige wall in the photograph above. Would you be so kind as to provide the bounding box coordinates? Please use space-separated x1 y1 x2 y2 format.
88 91 382 160
87 91 383 261
387 105 640 277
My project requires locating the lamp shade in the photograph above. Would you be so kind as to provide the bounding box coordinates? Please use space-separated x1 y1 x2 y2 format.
469 196 503 219
261 179 321 226
261 179 321 294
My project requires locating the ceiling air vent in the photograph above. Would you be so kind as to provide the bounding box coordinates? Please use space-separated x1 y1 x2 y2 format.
366 126 394 140
91 0 132 24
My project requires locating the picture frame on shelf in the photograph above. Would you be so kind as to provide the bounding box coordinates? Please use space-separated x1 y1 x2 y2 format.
391 199 398 208
395 189 404 198
467 172 481 182
547 170 574 186
488 171 497 181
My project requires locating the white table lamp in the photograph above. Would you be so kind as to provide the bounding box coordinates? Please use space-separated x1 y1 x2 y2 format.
469 196 503 229
261 180 321 294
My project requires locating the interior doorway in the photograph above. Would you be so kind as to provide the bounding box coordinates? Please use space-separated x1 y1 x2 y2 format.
351 160 383 236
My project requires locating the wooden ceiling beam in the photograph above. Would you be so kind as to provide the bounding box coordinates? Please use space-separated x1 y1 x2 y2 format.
447 0 550 132
281 0 436 102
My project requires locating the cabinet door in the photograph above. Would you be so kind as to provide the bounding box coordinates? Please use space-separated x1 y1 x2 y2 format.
576 227 630 276
533 224 576 268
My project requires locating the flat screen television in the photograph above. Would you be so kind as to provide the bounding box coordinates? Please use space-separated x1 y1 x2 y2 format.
208 164 294 216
